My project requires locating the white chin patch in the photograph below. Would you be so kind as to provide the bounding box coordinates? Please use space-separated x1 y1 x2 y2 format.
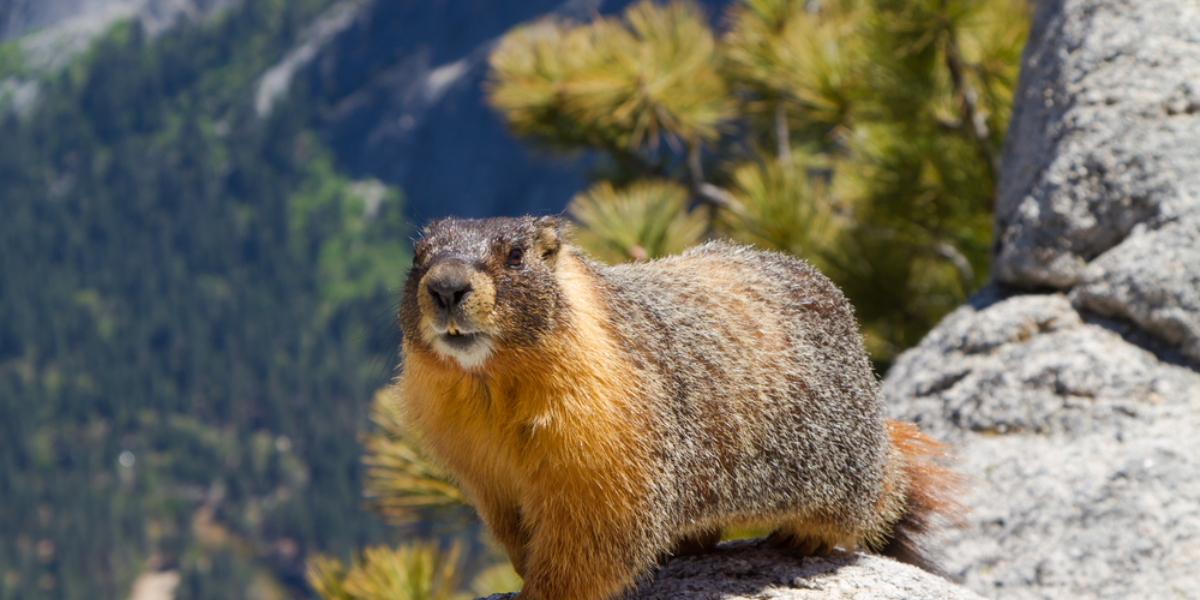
431 334 495 369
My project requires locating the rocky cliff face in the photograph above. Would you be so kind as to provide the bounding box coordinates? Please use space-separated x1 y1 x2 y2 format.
0 0 234 115
1 0 234 62
2 0 723 221
992 0 1200 363
884 0 1200 597
282 0 724 220
288 0 608 220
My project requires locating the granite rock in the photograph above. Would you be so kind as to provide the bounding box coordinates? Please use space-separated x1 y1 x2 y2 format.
887 5 1200 593
888 4 1200 590
884 292 1198 440
994 0 1200 291
883 294 1200 598
480 541 985 600
1071 215 1200 363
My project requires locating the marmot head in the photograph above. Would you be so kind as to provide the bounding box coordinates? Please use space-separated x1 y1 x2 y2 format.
399 216 571 370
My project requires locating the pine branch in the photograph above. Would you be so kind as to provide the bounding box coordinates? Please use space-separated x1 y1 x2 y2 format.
684 140 742 213
696 182 741 212
601 139 666 180
941 1 997 197
775 100 792 166
934 240 975 290
568 179 709 263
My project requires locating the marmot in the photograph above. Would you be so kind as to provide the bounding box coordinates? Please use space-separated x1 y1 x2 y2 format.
395 216 960 600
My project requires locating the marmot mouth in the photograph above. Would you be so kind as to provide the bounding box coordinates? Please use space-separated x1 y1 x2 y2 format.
439 331 488 351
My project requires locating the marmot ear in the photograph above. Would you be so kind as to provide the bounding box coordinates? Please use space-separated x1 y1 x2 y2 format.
533 216 571 264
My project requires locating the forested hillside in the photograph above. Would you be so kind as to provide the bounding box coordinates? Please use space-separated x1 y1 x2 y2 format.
0 1 410 598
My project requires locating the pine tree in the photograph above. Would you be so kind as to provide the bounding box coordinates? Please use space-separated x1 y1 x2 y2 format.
488 0 1029 363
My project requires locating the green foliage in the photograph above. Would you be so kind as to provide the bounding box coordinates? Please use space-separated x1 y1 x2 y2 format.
307 542 469 600
568 179 710 263
720 151 843 272
289 152 410 323
361 389 471 527
828 0 1025 355
488 0 731 153
722 0 863 145
0 41 26 78
307 540 524 600
486 0 1031 364
0 1 411 599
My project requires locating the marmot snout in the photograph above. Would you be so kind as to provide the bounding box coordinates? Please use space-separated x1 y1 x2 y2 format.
418 256 498 367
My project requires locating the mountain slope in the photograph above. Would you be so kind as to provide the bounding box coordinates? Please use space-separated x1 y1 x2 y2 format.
0 3 405 598
277 0 724 220
0 0 231 41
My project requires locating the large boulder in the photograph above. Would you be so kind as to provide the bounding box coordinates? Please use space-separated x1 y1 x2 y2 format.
885 292 1200 598
992 0 1200 360
482 542 985 600
885 0 1200 597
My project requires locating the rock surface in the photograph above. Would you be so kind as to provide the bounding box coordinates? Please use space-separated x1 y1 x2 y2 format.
994 0 1200 288
884 291 1200 439
481 542 984 600
884 292 1200 598
1071 216 1200 363
993 0 1200 360
885 0 1200 598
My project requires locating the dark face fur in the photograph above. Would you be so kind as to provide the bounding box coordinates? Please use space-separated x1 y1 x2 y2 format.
399 216 568 369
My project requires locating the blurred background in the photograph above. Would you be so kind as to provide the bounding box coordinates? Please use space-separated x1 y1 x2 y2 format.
0 0 1028 598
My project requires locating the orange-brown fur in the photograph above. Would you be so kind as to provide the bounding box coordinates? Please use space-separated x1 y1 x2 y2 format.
878 421 966 572
401 253 656 600
394 216 961 600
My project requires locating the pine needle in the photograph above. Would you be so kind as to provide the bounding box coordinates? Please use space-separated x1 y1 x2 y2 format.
488 0 733 152
568 179 709 264
360 387 470 527
307 542 469 600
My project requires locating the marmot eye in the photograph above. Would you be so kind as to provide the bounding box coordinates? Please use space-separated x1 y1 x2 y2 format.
505 247 524 268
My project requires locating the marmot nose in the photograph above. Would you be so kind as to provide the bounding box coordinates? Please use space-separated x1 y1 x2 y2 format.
427 276 472 311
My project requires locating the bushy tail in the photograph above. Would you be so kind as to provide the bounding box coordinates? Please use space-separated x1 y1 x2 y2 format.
879 420 965 575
